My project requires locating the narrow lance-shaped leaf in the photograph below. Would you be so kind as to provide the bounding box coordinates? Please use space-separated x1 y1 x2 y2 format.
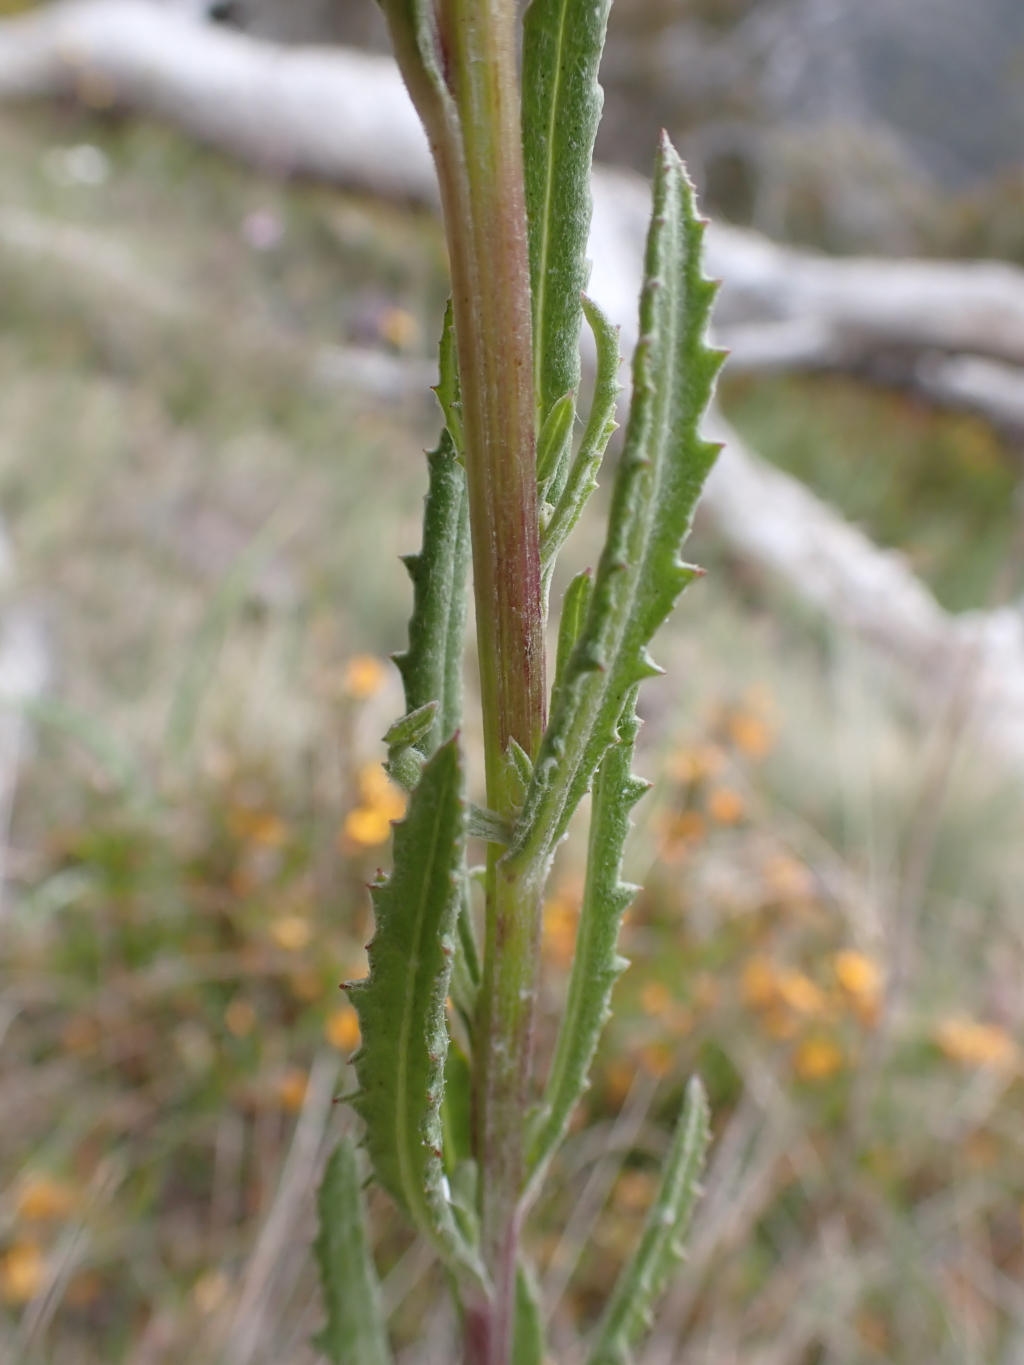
513 1260 546 1365
587 1077 711 1365
541 296 621 597
526 692 647 1192
392 304 471 761
348 739 486 1290
552 570 593 704
313 1137 394 1365
510 139 725 879
522 0 613 504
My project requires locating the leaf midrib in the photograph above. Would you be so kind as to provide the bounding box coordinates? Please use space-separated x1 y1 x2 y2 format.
395 786 450 1223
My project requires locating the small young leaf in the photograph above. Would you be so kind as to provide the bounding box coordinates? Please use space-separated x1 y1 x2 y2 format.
552 570 594 704
522 0 613 427
536 390 576 495
587 1077 711 1365
384 702 439 753
513 1260 546 1365
511 139 725 878
526 692 647 1190
433 301 465 464
349 739 485 1287
467 803 514 846
393 310 471 758
313 1137 393 1365
541 297 621 592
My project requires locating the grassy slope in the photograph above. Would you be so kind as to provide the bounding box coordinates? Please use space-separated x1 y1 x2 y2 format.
0 103 1022 1365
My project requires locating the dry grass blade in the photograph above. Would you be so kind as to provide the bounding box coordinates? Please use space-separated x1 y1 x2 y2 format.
222 1049 339 1365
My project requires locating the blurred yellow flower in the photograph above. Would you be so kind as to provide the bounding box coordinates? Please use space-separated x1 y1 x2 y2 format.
542 895 579 970
794 1036 844 1081
224 999 257 1038
358 764 406 814
667 743 725 784
640 981 672 1018
193 1268 230 1314
378 306 420 351
326 1004 361 1052
343 655 387 700
289 969 323 1002
708 787 744 824
935 1016 1017 1069
728 711 775 759
270 916 312 952
16 1176 77 1222
613 1169 657 1212
341 764 408 849
0 1243 45 1303
777 970 826 1017
227 807 289 848
342 806 393 847
741 956 779 1010
639 1043 674 1078
604 1060 634 1108
277 1068 308 1112
763 853 815 902
834 950 883 1024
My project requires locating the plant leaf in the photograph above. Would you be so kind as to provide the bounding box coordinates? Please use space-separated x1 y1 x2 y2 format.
541 296 621 592
393 309 471 758
587 1077 711 1365
513 1260 546 1365
349 739 485 1288
526 691 647 1190
312 1137 393 1365
522 0 613 445
511 139 724 877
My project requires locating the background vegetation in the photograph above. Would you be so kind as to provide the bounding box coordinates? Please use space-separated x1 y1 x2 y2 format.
0 88 1023 1364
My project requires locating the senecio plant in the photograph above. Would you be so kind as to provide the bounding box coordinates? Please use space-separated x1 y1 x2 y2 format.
313 0 724 1360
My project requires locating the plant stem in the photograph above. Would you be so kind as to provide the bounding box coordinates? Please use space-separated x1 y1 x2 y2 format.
433 1 546 1360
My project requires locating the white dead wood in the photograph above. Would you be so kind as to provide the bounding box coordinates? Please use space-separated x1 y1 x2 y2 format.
2 1 1024 767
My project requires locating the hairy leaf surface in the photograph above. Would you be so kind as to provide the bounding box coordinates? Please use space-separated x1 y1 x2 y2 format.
522 0 612 466
512 139 724 875
313 1138 393 1365
527 693 647 1189
393 308 470 758
588 1077 711 1364
349 740 483 1283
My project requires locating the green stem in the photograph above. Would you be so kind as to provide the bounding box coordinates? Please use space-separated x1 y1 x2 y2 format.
434 2 546 1360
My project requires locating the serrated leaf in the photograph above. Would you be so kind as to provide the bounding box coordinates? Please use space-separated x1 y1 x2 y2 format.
522 0 613 435
587 1077 711 1365
541 296 621 594
312 1138 393 1365
526 692 647 1190
349 739 484 1287
393 310 470 759
511 138 725 877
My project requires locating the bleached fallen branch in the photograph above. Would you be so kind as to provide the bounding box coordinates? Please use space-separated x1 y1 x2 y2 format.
2 0 1024 766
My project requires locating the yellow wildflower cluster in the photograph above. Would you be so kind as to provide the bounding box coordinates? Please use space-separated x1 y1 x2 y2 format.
341 763 407 849
935 1016 1018 1070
